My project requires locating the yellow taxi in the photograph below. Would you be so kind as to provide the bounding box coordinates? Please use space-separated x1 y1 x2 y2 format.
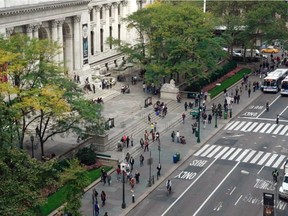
261 46 279 53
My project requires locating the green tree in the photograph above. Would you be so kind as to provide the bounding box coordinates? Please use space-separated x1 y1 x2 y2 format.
0 147 58 216
0 34 103 156
60 159 89 216
112 2 225 85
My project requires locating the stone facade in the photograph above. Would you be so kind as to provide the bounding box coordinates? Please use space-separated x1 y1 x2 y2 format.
0 0 151 78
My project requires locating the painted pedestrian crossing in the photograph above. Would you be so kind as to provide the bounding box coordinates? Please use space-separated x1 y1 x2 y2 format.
194 144 287 169
225 121 288 136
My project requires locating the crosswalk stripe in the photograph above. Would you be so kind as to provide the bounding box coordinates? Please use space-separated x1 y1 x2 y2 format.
221 148 236 160
273 125 284 135
266 124 278 134
224 121 235 130
280 160 287 169
265 154 278 167
272 155 286 168
246 122 258 132
259 123 271 133
236 149 250 161
241 122 252 131
214 147 229 159
201 145 217 157
194 144 210 156
228 148 242 160
257 153 271 165
227 121 240 130
242 150 256 163
234 122 246 131
253 123 265 132
250 151 264 164
207 146 222 158
279 125 288 135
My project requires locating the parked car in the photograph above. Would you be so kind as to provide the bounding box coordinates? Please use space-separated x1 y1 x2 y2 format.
279 160 288 199
261 46 279 53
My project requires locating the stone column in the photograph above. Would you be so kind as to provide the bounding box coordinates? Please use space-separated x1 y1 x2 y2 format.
57 19 64 64
33 24 40 39
26 25 33 38
51 20 58 63
65 33 73 72
94 6 101 53
104 4 111 51
73 16 81 70
121 1 128 42
113 3 119 43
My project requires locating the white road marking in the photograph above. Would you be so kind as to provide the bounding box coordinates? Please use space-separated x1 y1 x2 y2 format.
240 116 288 123
246 122 258 132
257 153 271 166
236 149 250 161
201 145 217 157
234 195 242 206
161 158 218 216
265 154 278 167
214 147 229 159
234 121 246 131
193 162 241 216
279 106 288 116
194 144 210 156
228 148 242 161
227 121 240 130
257 166 265 175
256 95 281 118
221 148 236 160
253 123 265 132
240 122 252 131
242 150 256 163
265 124 277 134
230 186 236 195
279 125 288 135
259 123 271 133
250 151 264 164
272 155 286 168
224 121 235 130
207 146 222 158
273 125 284 135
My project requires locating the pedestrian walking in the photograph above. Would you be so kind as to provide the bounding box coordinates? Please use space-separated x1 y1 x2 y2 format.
157 163 161 177
154 122 157 132
140 154 144 166
140 137 144 149
126 136 130 148
148 113 151 123
104 212 108 216
107 174 111 186
125 152 130 163
92 84 96 93
182 113 186 124
92 188 98 203
130 135 134 147
144 139 149 152
129 156 135 171
116 165 121 181
171 131 175 142
176 130 180 143
208 114 212 124
94 201 100 216
135 170 140 183
130 177 136 192
192 122 197 134
248 88 251 97
184 102 188 111
150 123 154 133
101 169 107 185
101 191 106 207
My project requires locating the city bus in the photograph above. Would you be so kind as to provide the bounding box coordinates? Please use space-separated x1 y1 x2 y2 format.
262 69 288 93
280 76 288 96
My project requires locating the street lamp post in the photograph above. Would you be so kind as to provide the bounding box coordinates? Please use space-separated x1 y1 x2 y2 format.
30 135 34 158
197 93 202 143
215 112 218 128
158 139 161 164
121 170 126 209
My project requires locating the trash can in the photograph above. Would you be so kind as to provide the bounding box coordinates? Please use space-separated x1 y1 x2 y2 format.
173 154 178 163
224 112 227 119
176 153 180 161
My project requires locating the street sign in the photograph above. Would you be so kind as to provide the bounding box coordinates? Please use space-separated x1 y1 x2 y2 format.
263 193 274 216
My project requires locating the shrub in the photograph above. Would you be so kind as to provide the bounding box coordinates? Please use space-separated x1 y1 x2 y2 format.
75 146 97 166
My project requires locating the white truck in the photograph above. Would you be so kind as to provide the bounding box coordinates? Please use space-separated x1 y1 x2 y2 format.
279 160 288 199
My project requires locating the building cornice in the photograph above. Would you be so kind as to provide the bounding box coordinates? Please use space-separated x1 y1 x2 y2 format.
0 0 91 17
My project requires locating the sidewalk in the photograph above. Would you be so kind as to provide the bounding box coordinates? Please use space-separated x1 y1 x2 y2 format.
77 74 263 216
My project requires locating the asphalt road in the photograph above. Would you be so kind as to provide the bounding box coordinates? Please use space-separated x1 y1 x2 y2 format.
127 91 288 216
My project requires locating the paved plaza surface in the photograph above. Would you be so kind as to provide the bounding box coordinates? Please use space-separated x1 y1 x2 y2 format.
35 66 268 216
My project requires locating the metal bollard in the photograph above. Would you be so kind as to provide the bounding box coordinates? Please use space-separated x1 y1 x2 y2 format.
132 194 135 203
